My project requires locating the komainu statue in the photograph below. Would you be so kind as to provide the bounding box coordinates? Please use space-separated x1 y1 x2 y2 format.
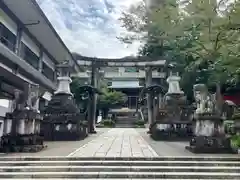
194 84 215 114
186 83 237 154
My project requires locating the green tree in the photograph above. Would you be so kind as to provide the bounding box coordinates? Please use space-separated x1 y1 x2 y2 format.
97 87 127 118
180 0 240 85
119 0 199 98
70 77 89 110
119 0 240 97
70 77 128 118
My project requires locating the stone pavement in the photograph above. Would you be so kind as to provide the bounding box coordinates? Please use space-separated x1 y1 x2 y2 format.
68 128 158 157
1 128 110 157
137 128 240 157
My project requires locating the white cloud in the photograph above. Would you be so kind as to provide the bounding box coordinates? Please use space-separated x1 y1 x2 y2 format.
37 0 142 58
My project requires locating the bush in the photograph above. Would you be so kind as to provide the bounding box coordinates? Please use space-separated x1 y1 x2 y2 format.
232 113 240 120
224 121 235 135
134 120 145 128
100 119 115 127
231 134 240 148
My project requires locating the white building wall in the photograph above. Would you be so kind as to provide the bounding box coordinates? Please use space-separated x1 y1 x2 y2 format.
0 100 11 139
43 53 55 70
0 103 9 117
0 8 17 35
111 81 140 88
21 32 40 56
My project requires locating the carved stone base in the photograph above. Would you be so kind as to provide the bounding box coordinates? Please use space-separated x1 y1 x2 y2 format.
185 136 237 154
150 131 192 141
89 130 97 134
41 122 88 141
150 122 193 141
48 131 88 141
0 134 45 153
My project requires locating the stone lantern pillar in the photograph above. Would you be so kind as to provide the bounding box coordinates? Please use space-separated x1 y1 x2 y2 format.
54 63 72 95
166 64 184 95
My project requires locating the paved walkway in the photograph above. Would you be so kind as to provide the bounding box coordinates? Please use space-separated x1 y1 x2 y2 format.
2 128 110 157
68 128 158 157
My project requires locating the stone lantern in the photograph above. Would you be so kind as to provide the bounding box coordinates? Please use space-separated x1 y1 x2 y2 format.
54 63 72 95
149 63 193 141
166 63 184 94
42 61 88 141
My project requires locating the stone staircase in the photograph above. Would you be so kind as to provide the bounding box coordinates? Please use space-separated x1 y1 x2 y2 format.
115 116 137 128
111 108 138 128
0 156 239 179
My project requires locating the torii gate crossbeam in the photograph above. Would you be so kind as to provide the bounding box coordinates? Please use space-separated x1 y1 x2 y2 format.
77 60 166 67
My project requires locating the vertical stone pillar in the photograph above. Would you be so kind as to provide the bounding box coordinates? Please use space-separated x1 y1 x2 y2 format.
11 89 21 136
159 94 162 108
18 119 25 134
88 62 97 133
145 66 153 125
15 27 22 56
32 119 35 134
38 49 43 73
4 119 12 134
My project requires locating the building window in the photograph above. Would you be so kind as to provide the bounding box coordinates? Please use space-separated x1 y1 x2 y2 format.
124 67 139 72
20 42 39 69
104 67 119 72
107 81 112 86
0 23 16 51
42 62 55 81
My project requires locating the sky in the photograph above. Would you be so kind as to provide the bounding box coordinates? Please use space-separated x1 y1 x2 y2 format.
0 0 142 108
36 0 141 58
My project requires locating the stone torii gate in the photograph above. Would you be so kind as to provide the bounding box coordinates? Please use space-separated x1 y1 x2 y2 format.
72 54 167 132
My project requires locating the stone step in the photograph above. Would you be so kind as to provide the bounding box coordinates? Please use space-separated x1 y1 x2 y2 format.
0 160 238 167
116 121 135 124
115 125 136 128
0 165 239 173
0 179 235 180
0 156 239 161
116 119 136 123
0 171 239 179
0 157 238 179
115 124 136 127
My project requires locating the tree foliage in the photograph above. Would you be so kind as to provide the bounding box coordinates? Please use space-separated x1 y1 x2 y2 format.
119 0 240 97
70 77 127 110
98 87 127 109
70 77 88 107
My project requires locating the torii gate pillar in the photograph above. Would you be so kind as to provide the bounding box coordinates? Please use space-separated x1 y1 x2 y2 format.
145 67 154 126
88 62 98 133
